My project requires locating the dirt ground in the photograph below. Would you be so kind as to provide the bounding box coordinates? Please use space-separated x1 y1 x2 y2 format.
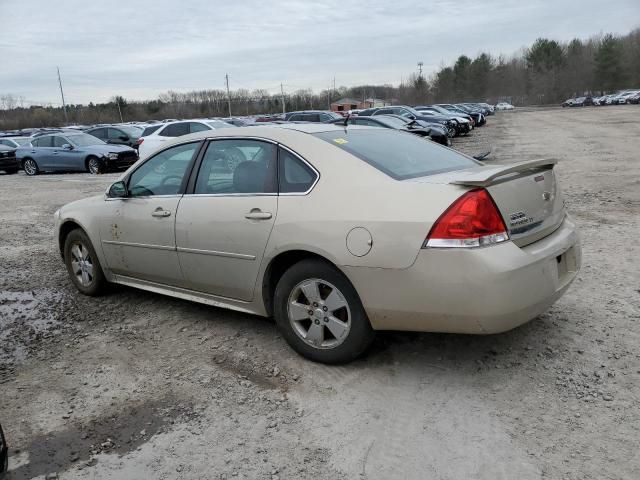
1 106 639 480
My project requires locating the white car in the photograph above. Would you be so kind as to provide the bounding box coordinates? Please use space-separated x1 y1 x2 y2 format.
0 136 32 149
137 119 235 159
494 102 515 111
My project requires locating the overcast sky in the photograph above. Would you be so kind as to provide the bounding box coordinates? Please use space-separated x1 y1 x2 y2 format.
1 0 638 105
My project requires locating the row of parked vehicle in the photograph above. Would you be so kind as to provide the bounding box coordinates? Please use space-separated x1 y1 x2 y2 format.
562 89 640 107
0 101 500 175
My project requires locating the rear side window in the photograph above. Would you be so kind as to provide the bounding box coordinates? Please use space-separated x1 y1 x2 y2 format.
313 130 477 180
278 148 317 193
288 114 302 121
89 128 107 139
159 122 190 137
34 136 53 147
141 125 162 137
189 122 211 133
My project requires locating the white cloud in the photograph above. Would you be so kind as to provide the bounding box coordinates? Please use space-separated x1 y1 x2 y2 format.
0 0 638 104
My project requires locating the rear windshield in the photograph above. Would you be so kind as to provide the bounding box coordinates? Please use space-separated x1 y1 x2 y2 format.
313 129 478 180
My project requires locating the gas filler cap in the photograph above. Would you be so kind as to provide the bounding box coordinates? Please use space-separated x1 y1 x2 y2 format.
346 227 373 257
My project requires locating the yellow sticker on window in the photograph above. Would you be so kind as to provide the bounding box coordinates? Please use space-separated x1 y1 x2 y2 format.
333 138 348 145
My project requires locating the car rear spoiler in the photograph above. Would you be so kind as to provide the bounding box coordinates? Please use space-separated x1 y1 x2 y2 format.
449 159 557 187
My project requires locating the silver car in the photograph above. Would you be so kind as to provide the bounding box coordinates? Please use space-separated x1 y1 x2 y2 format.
54 125 581 363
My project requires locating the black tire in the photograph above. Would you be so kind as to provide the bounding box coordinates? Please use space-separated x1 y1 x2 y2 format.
63 229 107 296
86 156 102 174
273 259 375 364
23 158 39 176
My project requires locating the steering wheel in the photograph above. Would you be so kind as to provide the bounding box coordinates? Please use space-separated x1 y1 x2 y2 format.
161 175 183 186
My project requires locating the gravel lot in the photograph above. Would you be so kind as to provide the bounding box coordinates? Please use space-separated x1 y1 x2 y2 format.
1 107 639 480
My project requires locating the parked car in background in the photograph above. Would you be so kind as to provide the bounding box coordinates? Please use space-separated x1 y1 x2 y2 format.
284 111 342 122
16 132 138 175
54 124 581 364
137 119 236 159
0 136 31 149
562 98 576 107
0 145 20 174
358 105 461 137
495 102 515 110
616 90 640 104
413 106 473 134
328 114 451 146
85 125 144 148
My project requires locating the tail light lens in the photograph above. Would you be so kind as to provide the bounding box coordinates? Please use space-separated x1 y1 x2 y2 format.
424 189 509 248
136 138 144 145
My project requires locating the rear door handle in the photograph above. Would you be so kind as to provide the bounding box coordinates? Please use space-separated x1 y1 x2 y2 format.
152 208 171 218
244 210 272 220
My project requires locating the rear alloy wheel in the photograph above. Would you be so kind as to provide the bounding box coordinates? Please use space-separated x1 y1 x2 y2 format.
23 159 39 176
87 156 102 174
274 259 375 364
64 229 107 296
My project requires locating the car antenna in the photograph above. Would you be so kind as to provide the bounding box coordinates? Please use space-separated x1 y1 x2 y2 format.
343 113 351 127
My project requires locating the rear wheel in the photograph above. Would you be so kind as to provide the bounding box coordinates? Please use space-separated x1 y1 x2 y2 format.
274 259 375 364
87 156 102 174
63 229 107 296
23 158 39 176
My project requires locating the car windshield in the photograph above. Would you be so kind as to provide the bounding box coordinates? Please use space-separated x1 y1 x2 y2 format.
313 129 477 180
119 126 143 137
67 133 105 146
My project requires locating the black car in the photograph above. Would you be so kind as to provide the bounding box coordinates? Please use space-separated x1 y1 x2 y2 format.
85 125 144 148
330 114 451 146
358 106 460 137
0 422 7 473
284 110 342 122
0 145 19 174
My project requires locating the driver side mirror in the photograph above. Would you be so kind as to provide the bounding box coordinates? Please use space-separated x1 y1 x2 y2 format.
62 144 73 150
107 180 128 198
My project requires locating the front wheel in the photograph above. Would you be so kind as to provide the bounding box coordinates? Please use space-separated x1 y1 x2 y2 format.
87 156 102 174
274 259 375 364
23 158 39 176
64 229 107 296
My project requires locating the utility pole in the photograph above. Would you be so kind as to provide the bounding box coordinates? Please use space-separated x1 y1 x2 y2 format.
418 61 424 77
280 83 286 114
57 66 69 125
225 74 232 117
116 98 123 123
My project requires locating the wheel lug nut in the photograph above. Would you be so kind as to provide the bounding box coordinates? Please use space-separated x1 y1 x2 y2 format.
324 317 328 322
308 310 313 316
313 302 318 307
322 306 328 312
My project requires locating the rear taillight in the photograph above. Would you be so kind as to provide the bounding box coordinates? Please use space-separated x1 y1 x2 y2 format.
424 189 509 248
136 138 144 145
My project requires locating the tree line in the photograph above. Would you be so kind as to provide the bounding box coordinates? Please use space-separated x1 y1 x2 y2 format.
1 28 638 130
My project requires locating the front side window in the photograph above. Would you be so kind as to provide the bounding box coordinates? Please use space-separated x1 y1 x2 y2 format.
159 122 190 137
66 134 103 147
107 128 125 140
128 142 199 197
194 139 277 194
52 136 67 147
278 148 317 193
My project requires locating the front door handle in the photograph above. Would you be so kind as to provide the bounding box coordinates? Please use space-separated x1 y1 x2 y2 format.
152 208 171 218
244 209 272 220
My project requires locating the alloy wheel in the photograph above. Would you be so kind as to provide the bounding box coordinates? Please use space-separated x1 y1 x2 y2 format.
88 158 100 174
287 278 351 349
70 242 95 287
24 159 37 175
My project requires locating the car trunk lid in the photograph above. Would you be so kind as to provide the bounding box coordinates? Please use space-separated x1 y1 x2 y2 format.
409 159 565 247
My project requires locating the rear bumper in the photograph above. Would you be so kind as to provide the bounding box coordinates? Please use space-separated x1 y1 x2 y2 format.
345 217 581 334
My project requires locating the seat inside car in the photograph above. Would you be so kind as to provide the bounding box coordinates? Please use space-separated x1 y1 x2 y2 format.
232 161 268 193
